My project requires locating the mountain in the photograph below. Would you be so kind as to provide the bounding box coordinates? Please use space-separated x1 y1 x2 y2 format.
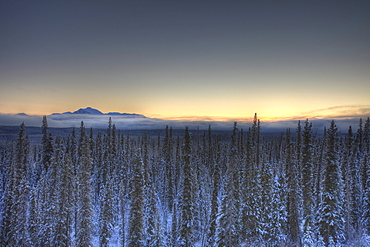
16 113 29 116
51 107 146 118
71 107 103 115
51 107 103 115
106 112 145 117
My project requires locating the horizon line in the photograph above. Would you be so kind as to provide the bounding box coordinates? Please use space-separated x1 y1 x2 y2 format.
0 104 369 125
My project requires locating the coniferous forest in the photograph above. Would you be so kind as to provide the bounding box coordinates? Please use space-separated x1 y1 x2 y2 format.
1 115 370 246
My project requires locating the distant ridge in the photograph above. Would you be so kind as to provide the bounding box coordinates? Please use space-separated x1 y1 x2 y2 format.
51 107 146 118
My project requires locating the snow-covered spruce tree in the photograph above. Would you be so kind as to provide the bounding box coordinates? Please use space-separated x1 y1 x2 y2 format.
348 123 363 240
110 123 122 223
217 156 239 246
312 126 327 241
170 135 183 245
98 169 115 247
54 137 74 246
42 133 55 222
37 117 56 245
171 196 179 246
162 125 175 212
275 170 289 245
285 129 301 246
98 119 116 247
76 121 94 247
143 134 163 247
0 143 11 228
363 117 370 234
230 122 241 244
178 127 196 246
158 126 174 244
252 113 261 168
66 127 79 239
240 126 252 240
41 116 53 174
43 134 62 245
243 114 262 243
342 125 362 241
207 125 214 170
128 152 145 247
342 126 353 239
118 177 127 247
301 120 315 243
258 160 283 245
318 120 345 245
92 131 103 206
195 132 212 246
0 144 12 243
116 132 128 247
206 151 221 246
28 168 39 246
1 122 30 246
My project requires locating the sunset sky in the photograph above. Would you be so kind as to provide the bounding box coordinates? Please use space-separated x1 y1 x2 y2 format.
1 0 369 122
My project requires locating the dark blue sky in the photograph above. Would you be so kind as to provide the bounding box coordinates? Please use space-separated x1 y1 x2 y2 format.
1 0 369 121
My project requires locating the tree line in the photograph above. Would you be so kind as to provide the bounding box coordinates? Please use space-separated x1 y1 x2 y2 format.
0 114 369 246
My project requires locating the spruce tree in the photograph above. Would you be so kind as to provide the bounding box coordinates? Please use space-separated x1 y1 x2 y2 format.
245 114 262 242
230 122 241 243
217 158 239 246
76 121 94 246
207 149 221 246
319 120 345 245
285 129 301 246
363 117 370 234
344 125 362 240
302 120 314 242
128 153 145 246
1 123 30 246
54 143 74 247
99 120 116 246
143 134 162 246
44 134 60 245
178 127 195 246
259 161 281 244
162 125 174 211
42 116 53 173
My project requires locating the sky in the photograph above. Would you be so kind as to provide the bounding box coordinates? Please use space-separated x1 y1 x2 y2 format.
1 0 370 124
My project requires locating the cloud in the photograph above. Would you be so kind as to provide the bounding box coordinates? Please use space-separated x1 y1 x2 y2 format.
0 114 42 127
261 119 364 133
299 105 370 120
0 113 246 130
252 104 370 132
48 114 239 130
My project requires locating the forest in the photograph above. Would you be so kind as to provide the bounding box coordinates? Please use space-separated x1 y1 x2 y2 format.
0 114 369 246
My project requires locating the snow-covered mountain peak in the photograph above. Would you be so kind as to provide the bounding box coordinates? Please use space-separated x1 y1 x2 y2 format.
50 107 146 118
72 107 103 115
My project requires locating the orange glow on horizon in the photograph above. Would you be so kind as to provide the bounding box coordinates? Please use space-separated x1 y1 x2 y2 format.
1 104 370 124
